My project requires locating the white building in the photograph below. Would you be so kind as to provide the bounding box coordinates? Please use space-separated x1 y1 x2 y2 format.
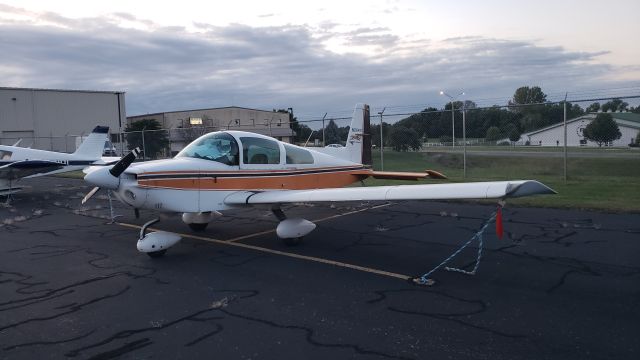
518 113 640 147
0 87 125 152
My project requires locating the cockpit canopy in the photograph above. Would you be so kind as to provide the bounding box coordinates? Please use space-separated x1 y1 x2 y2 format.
176 132 239 166
176 131 316 167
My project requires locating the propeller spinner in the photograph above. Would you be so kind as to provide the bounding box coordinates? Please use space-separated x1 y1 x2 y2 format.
82 147 141 204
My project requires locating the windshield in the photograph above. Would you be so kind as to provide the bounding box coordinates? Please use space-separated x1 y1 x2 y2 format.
176 132 239 166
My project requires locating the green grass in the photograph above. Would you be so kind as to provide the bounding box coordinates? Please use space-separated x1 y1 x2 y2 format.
368 151 640 212
53 170 85 179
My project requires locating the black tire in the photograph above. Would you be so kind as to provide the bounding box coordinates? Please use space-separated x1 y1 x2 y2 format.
188 222 208 232
283 237 303 246
146 249 167 258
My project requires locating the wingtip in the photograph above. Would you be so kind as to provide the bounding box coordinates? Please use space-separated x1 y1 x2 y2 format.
506 180 557 198
425 170 448 180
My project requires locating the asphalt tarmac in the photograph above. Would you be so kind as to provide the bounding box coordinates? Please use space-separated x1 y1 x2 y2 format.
1 177 638 360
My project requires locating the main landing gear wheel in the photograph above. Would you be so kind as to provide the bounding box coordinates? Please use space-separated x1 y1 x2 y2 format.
283 237 303 246
146 249 167 258
188 223 208 232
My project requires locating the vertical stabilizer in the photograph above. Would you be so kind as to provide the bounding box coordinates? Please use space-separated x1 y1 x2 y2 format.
313 104 371 165
73 126 109 159
344 103 371 165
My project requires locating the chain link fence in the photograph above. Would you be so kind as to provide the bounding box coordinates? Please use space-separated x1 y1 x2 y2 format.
2 94 639 186
371 96 640 183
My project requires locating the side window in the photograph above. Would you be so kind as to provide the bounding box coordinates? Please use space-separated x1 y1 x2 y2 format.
0 150 12 160
284 144 314 164
241 137 281 164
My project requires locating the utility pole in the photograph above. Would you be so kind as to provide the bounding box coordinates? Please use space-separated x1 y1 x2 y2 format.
440 91 464 149
463 101 467 179
563 92 568 183
378 107 386 170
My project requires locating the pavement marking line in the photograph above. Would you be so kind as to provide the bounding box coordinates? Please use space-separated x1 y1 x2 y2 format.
226 202 393 243
115 213 412 282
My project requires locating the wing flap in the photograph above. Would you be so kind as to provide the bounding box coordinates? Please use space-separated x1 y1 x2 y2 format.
224 180 556 205
367 170 447 180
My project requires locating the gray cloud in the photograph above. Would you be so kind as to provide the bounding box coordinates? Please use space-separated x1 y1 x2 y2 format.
0 7 633 119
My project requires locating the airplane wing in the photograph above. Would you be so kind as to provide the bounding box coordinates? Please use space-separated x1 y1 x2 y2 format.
223 180 556 206
0 160 64 181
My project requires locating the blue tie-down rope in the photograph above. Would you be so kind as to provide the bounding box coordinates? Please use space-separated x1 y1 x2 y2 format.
411 209 499 286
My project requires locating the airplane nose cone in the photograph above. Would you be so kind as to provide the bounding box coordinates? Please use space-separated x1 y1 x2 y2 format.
84 167 120 189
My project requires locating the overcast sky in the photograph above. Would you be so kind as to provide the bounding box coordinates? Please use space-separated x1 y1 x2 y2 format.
1 0 639 119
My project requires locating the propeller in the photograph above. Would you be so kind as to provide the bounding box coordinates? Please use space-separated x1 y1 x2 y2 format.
82 147 141 204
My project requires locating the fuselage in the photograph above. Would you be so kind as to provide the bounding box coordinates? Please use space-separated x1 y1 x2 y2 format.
112 131 372 213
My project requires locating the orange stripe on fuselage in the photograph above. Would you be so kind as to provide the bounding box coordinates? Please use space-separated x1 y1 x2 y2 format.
137 168 372 191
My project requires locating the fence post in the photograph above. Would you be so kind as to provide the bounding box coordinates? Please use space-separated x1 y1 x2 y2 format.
141 128 146 161
322 113 327 147
168 129 172 158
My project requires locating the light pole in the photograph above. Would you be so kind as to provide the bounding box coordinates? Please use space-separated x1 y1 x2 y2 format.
378 107 386 170
440 90 464 148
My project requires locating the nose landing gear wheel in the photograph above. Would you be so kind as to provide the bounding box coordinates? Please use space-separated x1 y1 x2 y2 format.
188 223 208 232
146 249 167 258
283 237 303 246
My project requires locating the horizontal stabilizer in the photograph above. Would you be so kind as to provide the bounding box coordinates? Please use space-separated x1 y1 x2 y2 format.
223 180 556 206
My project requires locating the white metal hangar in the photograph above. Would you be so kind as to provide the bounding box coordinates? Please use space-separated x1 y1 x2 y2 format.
0 87 125 153
127 106 295 155
520 112 640 147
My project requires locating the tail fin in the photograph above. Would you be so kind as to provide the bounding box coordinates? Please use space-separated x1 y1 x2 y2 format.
313 104 371 165
73 126 109 159
344 104 371 165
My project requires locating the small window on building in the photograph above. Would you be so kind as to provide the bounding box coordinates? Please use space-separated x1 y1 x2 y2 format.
0 150 13 160
189 117 203 125
284 144 314 164
241 137 280 164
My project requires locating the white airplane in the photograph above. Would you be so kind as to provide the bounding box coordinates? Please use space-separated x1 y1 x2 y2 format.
0 126 113 196
82 104 555 257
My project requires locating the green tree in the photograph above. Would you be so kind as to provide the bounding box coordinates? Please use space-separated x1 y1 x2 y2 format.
296 124 313 145
370 122 392 148
485 126 502 143
510 86 547 107
582 113 622 147
125 119 169 159
601 98 628 112
508 126 522 144
586 102 600 113
389 126 421 152
324 119 341 145
275 108 299 142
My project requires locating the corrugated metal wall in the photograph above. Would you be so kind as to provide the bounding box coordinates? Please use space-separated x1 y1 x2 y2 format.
0 88 125 152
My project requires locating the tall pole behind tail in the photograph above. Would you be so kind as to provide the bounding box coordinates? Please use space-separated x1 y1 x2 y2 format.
362 105 372 166
379 107 385 170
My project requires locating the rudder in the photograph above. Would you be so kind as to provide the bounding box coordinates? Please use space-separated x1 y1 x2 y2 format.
73 126 109 159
